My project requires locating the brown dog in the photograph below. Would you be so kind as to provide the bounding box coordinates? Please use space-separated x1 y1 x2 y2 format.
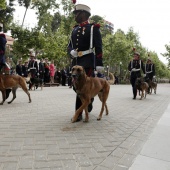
0 74 31 105
71 65 110 123
150 81 157 94
147 79 157 94
135 77 149 100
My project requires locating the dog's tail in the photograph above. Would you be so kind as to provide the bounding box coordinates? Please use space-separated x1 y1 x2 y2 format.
24 73 31 83
107 72 115 85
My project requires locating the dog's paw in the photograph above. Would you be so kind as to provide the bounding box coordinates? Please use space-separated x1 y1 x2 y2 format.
97 117 101 121
71 118 76 123
83 118 89 123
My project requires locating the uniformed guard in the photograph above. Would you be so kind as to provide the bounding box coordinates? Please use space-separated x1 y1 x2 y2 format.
145 54 155 93
128 50 145 99
0 23 10 74
68 3 103 122
28 53 38 89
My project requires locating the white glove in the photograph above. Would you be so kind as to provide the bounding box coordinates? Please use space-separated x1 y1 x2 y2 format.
96 66 104 71
143 74 146 77
131 68 136 71
94 71 97 75
153 76 156 78
70 50 78 58
37 73 39 76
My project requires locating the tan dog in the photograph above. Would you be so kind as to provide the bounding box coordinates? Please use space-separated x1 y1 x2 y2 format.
107 72 115 85
0 74 31 105
71 65 110 123
135 77 149 100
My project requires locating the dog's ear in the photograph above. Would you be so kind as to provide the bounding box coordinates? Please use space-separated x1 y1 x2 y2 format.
81 66 85 73
71 66 74 72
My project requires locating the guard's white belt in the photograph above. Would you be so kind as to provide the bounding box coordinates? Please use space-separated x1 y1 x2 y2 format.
30 68 36 70
146 71 152 73
132 68 140 72
77 49 94 57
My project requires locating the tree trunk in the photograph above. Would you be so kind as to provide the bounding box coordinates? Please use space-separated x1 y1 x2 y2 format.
22 7 28 28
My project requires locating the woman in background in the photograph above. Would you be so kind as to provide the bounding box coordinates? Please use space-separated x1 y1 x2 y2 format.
49 60 55 84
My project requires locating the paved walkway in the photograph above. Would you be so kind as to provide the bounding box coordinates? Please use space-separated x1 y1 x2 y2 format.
0 84 170 170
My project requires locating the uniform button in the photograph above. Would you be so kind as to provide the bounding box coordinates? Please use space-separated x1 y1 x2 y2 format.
77 34 79 36
78 30 80 32
77 39 78 41
76 43 78 45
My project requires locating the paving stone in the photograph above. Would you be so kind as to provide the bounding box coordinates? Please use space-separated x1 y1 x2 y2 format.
2 162 17 170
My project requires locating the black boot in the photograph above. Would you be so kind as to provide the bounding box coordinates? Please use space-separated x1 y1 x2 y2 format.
133 88 137 99
74 96 83 122
88 98 94 112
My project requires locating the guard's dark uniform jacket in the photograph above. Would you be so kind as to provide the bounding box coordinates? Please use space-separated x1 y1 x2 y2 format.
0 33 7 65
68 21 103 70
128 59 145 98
128 59 145 78
145 63 155 81
28 59 38 78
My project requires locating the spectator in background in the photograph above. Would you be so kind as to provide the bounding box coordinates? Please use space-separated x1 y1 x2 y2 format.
44 58 50 83
39 58 45 82
61 67 67 86
67 66 72 88
54 68 61 84
22 61 29 77
16 60 23 76
49 60 55 84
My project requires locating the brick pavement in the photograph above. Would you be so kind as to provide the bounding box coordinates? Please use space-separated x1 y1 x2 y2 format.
0 83 170 170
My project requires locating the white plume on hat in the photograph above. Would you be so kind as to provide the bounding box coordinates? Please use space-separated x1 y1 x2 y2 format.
73 4 91 15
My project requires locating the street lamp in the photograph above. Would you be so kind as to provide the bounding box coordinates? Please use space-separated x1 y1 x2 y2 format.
119 62 122 83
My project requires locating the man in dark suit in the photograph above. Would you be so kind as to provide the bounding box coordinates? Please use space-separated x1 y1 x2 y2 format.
22 61 29 77
68 4 103 122
38 58 45 82
16 60 23 76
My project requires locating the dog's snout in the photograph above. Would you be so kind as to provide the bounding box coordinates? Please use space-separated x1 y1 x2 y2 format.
72 74 76 78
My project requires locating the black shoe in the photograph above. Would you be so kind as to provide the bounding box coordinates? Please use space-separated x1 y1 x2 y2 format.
133 97 136 100
88 98 94 112
76 114 83 122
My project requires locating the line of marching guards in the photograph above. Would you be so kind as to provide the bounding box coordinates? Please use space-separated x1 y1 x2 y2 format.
128 51 157 100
